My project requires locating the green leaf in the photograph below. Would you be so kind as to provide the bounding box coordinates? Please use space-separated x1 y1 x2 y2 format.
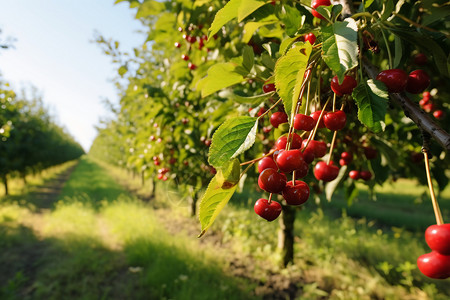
208 116 258 168
393 35 402 68
321 18 358 83
345 182 359 206
381 0 394 21
216 159 241 189
242 21 277 43
198 175 238 237
242 45 254 72
237 0 267 22
231 90 275 104
274 42 312 122
135 0 165 18
364 0 375 8
280 5 302 36
208 0 241 39
118 65 128 76
325 165 347 201
196 63 246 97
352 79 389 133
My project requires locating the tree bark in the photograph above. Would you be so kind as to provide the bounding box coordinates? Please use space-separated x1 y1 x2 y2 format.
2 174 8 196
189 186 197 217
278 204 296 267
141 170 145 187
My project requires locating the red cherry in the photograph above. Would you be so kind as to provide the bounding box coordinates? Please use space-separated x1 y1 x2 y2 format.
181 54 189 61
423 91 431 99
178 27 183 32
314 161 339 182
324 110 347 131
304 33 316 45
417 251 450 279
294 160 309 179
263 126 272 133
270 112 288 128
425 224 450 255
187 35 197 43
294 114 315 131
304 140 327 158
149 135 156 141
204 139 212 147
376 69 408 93
154 160 161 166
423 103 435 113
410 152 424 164
257 107 267 117
276 149 304 173
174 42 181 48
413 53 427 66
360 170 372 181
282 180 310 205
310 111 326 128
188 62 197 70
183 161 189 166
406 70 430 94
258 168 287 193
363 146 377 160
302 146 315 164
330 75 357 96
157 173 164 180
254 198 282 221
433 110 445 120
263 82 276 93
258 157 278 173
198 39 204 49
341 151 353 161
419 98 429 106
275 133 303 150
349 170 360 180
169 158 176 165
311 0 331 19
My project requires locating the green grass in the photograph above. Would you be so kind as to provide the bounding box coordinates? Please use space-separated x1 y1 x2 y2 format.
0 157 258 300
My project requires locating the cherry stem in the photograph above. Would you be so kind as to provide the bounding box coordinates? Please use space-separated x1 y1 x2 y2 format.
239 162 255 180
423 149 444 225
305 81 311 115
257 98 283 120
380 28 393 69
332 92 336 112
302 97 331 151
292 171 296 184
327 130 338 165
268 192 273 204
240 149 276 166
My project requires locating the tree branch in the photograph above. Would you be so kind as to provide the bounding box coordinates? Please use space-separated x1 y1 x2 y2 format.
339 0 450 151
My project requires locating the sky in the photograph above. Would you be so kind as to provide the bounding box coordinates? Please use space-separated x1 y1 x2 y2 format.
0 0 146 151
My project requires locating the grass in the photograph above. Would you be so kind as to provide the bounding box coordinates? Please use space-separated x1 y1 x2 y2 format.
0 156 258 300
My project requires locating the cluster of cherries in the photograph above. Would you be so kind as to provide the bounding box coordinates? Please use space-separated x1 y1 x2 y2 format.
254 74 361 222
376 68 429 94
419 91 444 120
417 224 450 279
341 146 376 181
174 24 213 70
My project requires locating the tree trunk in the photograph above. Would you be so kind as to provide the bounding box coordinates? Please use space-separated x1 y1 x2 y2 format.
141 170 145 187
22 173 27 185
150 178 156 198
2 174 8 196
278 204 296 267
188 186 197 217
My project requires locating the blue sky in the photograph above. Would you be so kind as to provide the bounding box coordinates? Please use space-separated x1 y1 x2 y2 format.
0 0 146 151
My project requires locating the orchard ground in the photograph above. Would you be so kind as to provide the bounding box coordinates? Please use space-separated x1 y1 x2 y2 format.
1 157 449 299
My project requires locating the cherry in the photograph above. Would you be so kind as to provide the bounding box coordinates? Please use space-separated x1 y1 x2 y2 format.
263 126 272 133
303 140 327 158
258 168 287 193
304 33 316 45
282 180 310 205
419 98 430 106
149 135 156 141
324 110 347 131
254 198 282 221
258 156 278 173
188 62 197 70
276 149 304 173
423 91 431 100
314 161 339 182
293 160 309 179
376 69 408 93
181 54 189 61
423 103 435 113
275 133 303 150
178 27 183 32
311 0 331 19
363 146 377 160
174 42 181 48
294 114 315 131
330 75 357 96
310 111 326 128
157 173 164 180
349 170 360 180
417 251 450 279
263 82 276 93
302 146 315 164
204 139 212 147
410 152 424 164
169 158 176 165
339 152 353 166
360 170 372 181
270 112 288 128
257 107 267 117
406 70 430 94
425 224 450 255
413 53 427 66
433 110 445 120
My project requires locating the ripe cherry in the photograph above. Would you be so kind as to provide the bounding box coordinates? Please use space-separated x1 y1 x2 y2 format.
258 156 278 173
324 110 347 131
417 251 450 279
425 224 450 255
423 103 435 113
294 160 309 179
257 107 267 117
304 33 316 45
294 114 315 131
310 111 326 128
360 170 372 181
419 98 430 106
376 69 408 93
254 198 282 221
181 54 189 61
423 91 431 100
263 82 276 93
339 152 353 166
349 170 360 180
311 0 331 20
174 42 181 48
413 53 427 66
188 62 197 70
270 112 288 128
282 180 310 205
275 133 303 150
433 110 445 120
406 70 430 94
363 146 377 160
303 140 327 158
314 161 339 182
302 146 315 164
276 149 304 173
258 168 287 193
330 75 357 96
